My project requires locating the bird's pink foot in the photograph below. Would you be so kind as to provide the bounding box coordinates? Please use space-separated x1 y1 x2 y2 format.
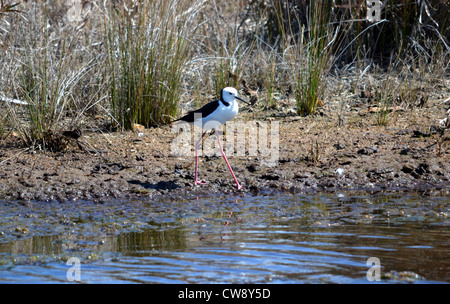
194 180 208 186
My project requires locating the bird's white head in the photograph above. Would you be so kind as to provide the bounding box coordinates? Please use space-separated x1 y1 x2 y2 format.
221 87 249 105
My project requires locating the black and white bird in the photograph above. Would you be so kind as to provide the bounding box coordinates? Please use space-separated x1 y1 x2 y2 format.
173 87 250 190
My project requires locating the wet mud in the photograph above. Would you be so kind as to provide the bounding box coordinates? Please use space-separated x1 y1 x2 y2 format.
0 96 449 202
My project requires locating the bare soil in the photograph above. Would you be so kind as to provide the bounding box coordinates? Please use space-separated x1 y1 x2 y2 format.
1 88 449 202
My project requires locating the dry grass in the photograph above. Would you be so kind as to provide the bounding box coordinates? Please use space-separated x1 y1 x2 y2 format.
0 0 448 150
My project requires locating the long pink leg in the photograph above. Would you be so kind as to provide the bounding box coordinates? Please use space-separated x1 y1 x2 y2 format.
194 132 207 185
215 130 242 190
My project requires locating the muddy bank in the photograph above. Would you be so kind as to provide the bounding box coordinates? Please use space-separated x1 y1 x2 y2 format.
1 94 449 202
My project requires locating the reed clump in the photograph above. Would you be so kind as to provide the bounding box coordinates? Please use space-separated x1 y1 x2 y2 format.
105 1 202 130
3 2 97 150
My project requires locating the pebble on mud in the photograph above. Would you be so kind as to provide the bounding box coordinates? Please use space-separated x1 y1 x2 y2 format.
382 270 425 282
357 146 379 155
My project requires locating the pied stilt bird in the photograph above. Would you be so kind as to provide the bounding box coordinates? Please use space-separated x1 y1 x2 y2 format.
173 87 250 190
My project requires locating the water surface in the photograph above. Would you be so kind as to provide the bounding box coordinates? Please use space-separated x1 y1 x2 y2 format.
0 192 448 283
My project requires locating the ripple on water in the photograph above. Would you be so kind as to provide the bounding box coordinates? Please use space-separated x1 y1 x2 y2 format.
0 192 448 283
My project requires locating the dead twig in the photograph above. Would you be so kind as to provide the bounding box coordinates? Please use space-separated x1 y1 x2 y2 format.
0 1 21 16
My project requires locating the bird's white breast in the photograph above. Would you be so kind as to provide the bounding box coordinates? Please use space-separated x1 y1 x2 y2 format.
201 100 238 131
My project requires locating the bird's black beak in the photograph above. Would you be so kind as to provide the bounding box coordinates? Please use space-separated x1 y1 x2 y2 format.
236 96 251 105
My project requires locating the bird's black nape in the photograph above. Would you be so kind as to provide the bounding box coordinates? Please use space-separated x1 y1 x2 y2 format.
219 88 230 106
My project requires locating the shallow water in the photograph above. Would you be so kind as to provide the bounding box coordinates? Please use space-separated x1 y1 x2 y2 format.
0 192 448 283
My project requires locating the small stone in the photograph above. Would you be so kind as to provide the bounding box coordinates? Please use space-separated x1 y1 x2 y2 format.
247 163 260 172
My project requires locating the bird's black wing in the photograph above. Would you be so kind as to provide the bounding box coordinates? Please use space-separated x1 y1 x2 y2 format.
172 100 220 123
